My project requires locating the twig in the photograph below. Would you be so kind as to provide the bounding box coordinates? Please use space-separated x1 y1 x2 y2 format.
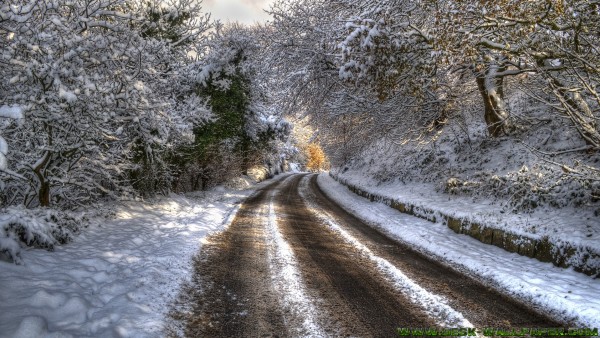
532 145 592 156
0 168 27 180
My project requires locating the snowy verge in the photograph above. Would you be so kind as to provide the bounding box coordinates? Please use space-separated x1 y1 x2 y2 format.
0 180 272 338
318 173 600 328
331 170 600 277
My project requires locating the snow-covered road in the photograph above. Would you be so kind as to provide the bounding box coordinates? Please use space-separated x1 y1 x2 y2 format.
173 173 568 337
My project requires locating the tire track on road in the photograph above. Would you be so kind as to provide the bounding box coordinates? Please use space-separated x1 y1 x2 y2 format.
305 173 561 329
175 176 289 338
275 174 437 337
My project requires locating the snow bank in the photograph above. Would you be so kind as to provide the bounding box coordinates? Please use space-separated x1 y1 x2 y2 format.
331 170 600 277
0 185 260 337
318 173 600 328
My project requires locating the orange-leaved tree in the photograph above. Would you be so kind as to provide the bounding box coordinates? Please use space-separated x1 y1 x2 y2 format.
305 143 329 172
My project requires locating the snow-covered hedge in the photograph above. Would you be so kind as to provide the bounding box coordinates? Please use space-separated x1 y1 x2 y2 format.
0 207 86 264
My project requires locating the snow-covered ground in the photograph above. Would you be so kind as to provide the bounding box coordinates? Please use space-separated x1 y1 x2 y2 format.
0 184 265 338
318 173 600 328
333 168 599 252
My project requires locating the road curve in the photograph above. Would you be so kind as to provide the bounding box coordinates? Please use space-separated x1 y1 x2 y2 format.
171 173 560 337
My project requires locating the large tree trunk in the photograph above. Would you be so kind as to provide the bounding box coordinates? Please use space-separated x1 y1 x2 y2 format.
32 151 51 207
475 62 512 137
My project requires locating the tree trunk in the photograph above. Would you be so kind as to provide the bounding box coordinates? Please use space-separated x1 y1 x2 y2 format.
32 150 52 207
475 57 510 137
475 63 511 137
39 181 50 207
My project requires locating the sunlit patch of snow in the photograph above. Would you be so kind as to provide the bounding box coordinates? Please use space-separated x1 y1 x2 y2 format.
0 181 268 337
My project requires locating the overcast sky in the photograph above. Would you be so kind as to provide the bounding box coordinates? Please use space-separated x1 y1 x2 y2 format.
203 0 276 25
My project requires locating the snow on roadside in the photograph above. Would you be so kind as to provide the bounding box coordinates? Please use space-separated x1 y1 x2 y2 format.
334 169 598 255
299 176 475 329
0 185 262 338
265 183 326 338
317 173 600 328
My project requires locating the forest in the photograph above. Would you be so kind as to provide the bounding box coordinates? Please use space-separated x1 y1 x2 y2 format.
1 0 599 260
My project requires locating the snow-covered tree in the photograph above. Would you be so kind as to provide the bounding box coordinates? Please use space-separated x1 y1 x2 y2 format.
267 0 448 165
433 0 600 142
0 0 211 207
267 0 369 165
170 23 290 190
